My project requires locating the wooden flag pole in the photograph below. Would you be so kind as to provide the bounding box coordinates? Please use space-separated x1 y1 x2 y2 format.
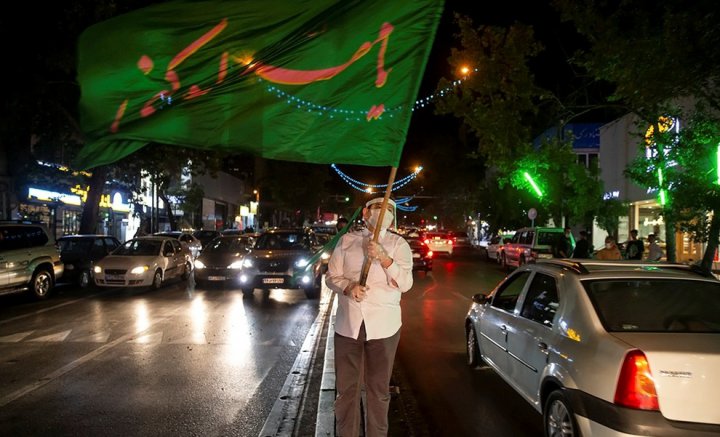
359 166 398 286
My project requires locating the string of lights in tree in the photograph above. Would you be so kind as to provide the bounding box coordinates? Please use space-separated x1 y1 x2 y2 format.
331 164 423 193
261 68 476 122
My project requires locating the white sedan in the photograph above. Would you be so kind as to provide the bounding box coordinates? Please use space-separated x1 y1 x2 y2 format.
465 259 720 436
94 237 193 289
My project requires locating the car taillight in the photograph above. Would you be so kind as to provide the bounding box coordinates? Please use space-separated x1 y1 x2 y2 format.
427 250 433 258
614 350 659 410
449 239 454 246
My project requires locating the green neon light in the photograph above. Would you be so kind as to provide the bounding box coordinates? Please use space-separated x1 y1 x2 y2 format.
716 143 720 185
524 172 543 198
656 168 667 205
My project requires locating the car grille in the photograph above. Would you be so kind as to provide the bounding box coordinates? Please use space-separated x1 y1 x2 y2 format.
255 259 291 272
105 269 127 275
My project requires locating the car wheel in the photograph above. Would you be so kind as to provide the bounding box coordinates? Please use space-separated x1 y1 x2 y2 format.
466 324 484 367
544 390 579 437
241 287 254 296
30 268 53 299
151 269 163 290
78 269 92 289
181 261 192 280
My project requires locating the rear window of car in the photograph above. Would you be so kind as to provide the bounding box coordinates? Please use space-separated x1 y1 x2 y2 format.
59 238 93 253
583 279 720 333
537 231 562 245
425 233 448 239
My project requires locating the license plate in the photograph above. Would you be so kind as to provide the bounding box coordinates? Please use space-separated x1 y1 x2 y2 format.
412 253 421 258
263 277 284 284
105 274 123 280
208 276 226 281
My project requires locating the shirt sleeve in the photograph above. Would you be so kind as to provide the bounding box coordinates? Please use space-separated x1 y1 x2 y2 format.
325 235 351 295
383 237 414 292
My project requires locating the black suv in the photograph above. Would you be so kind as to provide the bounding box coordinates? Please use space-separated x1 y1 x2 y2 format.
57 235 121 288
236 228 323 298
0 221 64 299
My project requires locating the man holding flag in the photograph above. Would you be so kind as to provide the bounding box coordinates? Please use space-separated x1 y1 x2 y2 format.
326 197 413 436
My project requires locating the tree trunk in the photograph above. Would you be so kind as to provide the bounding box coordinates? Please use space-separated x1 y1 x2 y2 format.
664 210 676 263
158 190 177 231
79 166 108 234
700 211 720 273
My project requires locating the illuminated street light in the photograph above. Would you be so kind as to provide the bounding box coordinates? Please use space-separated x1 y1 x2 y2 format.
459 65 470 76
415 165 423 174
253 189 260 203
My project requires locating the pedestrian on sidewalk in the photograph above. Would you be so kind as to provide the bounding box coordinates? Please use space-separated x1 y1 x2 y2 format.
571 230 591 258
325 197 414 437
647 234 665 261
596 235 622 260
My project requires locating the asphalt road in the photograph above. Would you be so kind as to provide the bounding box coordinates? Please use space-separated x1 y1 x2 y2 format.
0 278 322 437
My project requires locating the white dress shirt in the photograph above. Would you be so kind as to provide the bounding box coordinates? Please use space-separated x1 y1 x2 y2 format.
325 228 413 340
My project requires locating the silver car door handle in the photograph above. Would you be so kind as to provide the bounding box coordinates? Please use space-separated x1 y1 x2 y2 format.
499 325 507 333
537 341 548 353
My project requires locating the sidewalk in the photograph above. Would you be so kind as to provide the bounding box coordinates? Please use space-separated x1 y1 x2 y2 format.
314 297 428 437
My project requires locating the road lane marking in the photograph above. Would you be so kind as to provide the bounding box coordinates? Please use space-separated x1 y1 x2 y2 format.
0 331 34 342
0 317 169 408
27 330 71 342
0 289 116 326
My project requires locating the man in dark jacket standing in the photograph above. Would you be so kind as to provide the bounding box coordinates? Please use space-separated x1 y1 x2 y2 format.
572 230 591 258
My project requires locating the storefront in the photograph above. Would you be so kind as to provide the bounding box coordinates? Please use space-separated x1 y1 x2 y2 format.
22 185 132 241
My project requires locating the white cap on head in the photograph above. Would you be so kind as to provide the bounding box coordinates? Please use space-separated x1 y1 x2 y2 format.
365 197 396 208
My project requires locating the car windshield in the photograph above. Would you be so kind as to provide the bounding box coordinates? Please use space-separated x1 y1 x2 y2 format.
583 279 720 333
59 239 93 253
114 240 162 256
255 232 307 250
203 238 249 253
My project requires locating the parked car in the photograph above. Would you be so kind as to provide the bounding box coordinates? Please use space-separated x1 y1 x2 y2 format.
192 230 221 248
194 235 254 286
500 227 573 269
0 221 64 299
57 235 121 288
94 236 193 289
154 231 202 259
423 231 454 256
236 228 323 298
465 259 720 436
407 238 433 274
486 233 515 263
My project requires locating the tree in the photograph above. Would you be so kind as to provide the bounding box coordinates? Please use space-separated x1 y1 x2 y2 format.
435 15 603 231
502 136 602 228
261 160 330 226
556 0 720 266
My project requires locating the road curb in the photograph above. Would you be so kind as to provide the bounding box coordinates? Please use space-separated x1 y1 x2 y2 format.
315 295 338 436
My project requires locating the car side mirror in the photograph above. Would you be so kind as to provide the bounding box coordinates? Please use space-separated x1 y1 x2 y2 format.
472 293 490 304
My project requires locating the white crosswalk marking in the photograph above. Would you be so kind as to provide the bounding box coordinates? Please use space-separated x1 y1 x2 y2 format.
27 330 72 342
127 332 163 344
0 331 34 342
70 332 112 343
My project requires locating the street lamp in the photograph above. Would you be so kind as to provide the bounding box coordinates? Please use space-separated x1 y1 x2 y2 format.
253 189 259 203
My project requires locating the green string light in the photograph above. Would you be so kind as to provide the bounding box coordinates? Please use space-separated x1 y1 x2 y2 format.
657 168 666 205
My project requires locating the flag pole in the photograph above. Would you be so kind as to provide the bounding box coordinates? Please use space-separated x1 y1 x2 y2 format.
359 166 398 286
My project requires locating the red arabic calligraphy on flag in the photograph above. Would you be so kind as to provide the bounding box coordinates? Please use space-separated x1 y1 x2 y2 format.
76 0 443 169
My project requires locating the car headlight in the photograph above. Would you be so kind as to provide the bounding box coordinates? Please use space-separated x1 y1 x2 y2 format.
295 258 309 268
93 266 102 274
130 265 149 274
194 260 206 269
242 258 253 268
228 260 243 269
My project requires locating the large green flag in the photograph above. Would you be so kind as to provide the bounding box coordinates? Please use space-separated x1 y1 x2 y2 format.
75 0 443 169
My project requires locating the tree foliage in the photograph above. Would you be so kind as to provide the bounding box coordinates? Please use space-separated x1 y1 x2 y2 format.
435 14 603 232
557 0 720 266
